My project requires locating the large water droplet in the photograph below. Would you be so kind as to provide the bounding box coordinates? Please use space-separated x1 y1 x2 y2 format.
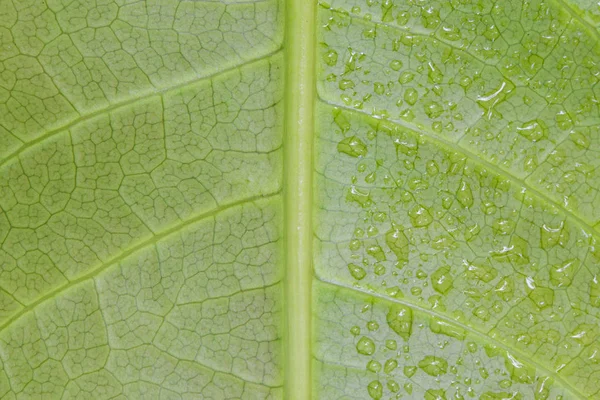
540 222 568 249
505 352 535 384
384 358 398 373
456 181 473 208
386 304 413 340
367 380 383 400
527 286 554 309
356 336 376 355
338 136 368 157
367 360 382 372
425 389 447 400
385 225 409 263
348 263 367 280
431 266 453 294
549 259 579 287
366 244 386 261
404 88 419 105
346 186 372 207
409 205 433 227
418 355 448 376
477 81 514 120
430 317 466 340
517 119 547 142
465 261 498 283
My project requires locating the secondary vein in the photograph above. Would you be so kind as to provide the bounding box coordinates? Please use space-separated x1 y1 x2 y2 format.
318 98 600 240
0 50 283 170
0 192 280 334
318 278 587 400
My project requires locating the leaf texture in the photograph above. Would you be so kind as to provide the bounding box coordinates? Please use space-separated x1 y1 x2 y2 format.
1 0 600 399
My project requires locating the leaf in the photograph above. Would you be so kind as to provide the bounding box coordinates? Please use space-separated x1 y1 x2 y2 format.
1 0 600 399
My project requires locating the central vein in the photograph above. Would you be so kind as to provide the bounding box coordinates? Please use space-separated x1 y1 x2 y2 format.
284 0 316 398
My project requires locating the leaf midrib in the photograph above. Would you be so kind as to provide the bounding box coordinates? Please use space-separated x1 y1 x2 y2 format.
283 0 317 399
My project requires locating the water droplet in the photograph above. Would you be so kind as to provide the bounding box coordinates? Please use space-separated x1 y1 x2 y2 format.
570 323 598 345
465 261 498 283
385 226 409 263
473 306 491 321
385 339 397 350
491 235 530 265
380 0 393 21
350 326 361 335
456 181 473 208
590 275 600 307
528 286 554 309
439 24 461 41
535 377 551 400
390 59 403 71
424 101 444 119
550 259 579 287
426 160 439 176
492 219 515 235
431 266 453 294
403 365 417 377
387 304 412 340
339 79 355 90
425 389 447 400
348 263 367 280
374 263 386 275
477 81 514 120
333 109 351 132
367 320 379 331
516 119 547 142
467 342 478 353
555 110 573 130
409 205 433 227
366 244 386 261
323 49 338 66
540 222 568 249
495 277 514 301
363 28 377 39
367 360 382 372
338 136 368 158
418 355 448 376
427 62 444 84
430 317 466 340
346 186 372 207
404 88 419 105
398 71 415 84
367 380 383 400
522 53 543 75
505 352 534 384
356 336 376 355
387 379 400 393
383 358 398 374
570 131 590 149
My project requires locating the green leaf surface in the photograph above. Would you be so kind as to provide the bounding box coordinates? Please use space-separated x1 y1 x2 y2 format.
1 0 600 399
